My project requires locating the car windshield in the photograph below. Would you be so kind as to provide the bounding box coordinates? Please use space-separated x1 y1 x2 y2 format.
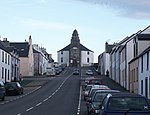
93 92 108 102
108 97 150 111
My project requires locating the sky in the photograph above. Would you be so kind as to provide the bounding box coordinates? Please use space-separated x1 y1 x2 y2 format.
0 0 150 63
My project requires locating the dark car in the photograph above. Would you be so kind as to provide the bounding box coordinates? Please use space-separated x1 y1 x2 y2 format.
99 92 150 115
5 82 23 95
73 69 80 75
0 81 5 101
87 89 120 115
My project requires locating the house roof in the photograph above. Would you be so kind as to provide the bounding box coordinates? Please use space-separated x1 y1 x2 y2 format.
0 40 10 54
138 34 150 40
106 44 115 53
10 42 29 57
58 44 93 52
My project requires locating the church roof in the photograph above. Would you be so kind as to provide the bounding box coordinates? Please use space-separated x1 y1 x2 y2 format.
58 44 93 52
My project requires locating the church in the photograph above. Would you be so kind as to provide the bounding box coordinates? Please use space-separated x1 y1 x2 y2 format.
57 29 94 67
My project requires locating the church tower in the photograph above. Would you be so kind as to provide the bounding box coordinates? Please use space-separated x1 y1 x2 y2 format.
69 29 81 67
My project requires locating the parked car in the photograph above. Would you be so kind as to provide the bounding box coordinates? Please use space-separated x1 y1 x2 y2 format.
86 70 94 75
99 92 150 115
73 69 80 75
5 82 23 95
0 81 5 101
87 89 120 115
85 85 110 101
84 78 104 90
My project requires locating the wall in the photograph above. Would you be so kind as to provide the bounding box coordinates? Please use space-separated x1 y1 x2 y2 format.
139 50 150 99
0 49 11 83
81 51 94 67
57 51 69 66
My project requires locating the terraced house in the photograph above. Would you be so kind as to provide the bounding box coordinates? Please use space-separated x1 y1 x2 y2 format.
98 25 150 99
0 40 12 83
1 38 20 82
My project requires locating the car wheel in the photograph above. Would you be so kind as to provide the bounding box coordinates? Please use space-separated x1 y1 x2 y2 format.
2 96 5 101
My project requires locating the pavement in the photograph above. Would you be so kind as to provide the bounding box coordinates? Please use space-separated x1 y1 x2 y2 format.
20 76 54 95
98 75 128 92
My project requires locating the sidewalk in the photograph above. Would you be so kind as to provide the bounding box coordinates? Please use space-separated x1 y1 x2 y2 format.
98 75 128 92
21 76 53 94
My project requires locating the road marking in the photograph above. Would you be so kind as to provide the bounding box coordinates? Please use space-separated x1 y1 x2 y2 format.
77 86 82 115
26 107 34 112
16 73 72 115
43 98 48 102
36 102 42 106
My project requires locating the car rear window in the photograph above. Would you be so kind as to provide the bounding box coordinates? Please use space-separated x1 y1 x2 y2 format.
108 97 150 111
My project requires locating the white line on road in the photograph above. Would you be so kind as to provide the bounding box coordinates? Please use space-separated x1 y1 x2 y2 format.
26 107 34 112
77 86 82 115
36 102 42 106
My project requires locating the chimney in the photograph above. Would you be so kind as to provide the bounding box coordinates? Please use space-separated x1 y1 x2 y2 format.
29 35 32 45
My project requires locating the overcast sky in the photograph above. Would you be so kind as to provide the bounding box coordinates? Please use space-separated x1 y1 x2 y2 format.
0 0 149 62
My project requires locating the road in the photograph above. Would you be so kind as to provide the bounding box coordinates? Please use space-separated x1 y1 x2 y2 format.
0 67 127 115
0 67 81 115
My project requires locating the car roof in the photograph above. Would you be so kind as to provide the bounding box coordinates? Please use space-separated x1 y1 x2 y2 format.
107 92 146 98
91 85 109 89
94 89 120 93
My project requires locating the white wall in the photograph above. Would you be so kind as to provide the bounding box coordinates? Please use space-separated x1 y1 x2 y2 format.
126 39 134 90
139 50 150 99
57 51 69 66
0 49 11 83
81 51 94 66
105 53 110 75
138 41 150 55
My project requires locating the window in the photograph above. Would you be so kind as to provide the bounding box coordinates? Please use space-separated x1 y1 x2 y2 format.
141 56 143 72
61 51 63 55
87 51 89 55
147 52 149 70
87 57 89 63
5 69 7 81
2 51 4 62
61 57 63 63
2 67 4 79
5 53 7 64
8 70 9 80
8 55 10 65
141 80 143 95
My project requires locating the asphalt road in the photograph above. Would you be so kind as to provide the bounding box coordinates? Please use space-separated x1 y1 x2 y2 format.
0 67 81 115
0 67 127 115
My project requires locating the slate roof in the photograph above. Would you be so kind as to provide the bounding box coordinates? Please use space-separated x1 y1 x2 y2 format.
10 42 29 57
0 40 10 53
106 44 115 53
58 44 93 52
138 34 150 40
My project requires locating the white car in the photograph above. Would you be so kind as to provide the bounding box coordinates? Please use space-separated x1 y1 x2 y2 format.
86 70 93 75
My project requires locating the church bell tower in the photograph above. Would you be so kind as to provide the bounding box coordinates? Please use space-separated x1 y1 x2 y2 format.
69 29 81 67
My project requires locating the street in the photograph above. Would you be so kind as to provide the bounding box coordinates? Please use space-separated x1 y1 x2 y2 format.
0 67 127 115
